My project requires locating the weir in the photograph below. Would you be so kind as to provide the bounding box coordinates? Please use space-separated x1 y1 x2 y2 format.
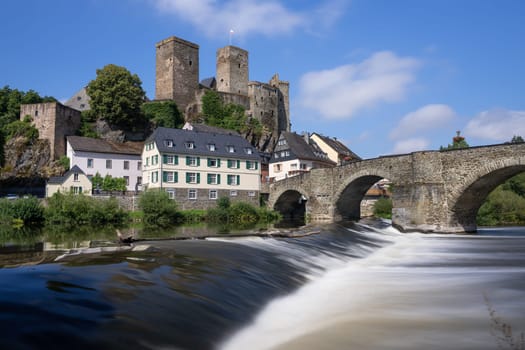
268 142 525 233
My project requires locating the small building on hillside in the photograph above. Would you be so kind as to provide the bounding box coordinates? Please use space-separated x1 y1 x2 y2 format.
269 132 336 182
20 102 81 160
66 136 144 192
46 165 92 197
310 133 361 165
142 127 261 209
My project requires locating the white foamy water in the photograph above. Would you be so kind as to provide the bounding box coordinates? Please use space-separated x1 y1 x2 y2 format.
220 225 525 350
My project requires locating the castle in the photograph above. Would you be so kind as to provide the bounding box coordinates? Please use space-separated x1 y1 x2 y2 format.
155 36 291 151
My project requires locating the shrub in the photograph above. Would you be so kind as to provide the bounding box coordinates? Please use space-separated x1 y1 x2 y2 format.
138 190 181 227
373 197 392 219
228 202 259 224
0 197 44 225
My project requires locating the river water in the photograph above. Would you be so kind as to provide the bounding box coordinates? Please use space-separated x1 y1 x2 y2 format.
0 220 524 350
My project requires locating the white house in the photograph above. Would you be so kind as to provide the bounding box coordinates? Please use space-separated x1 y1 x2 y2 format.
310 132 361 165
142 127 261 209
269 132 335 182
46 165 92 197
66 136 143 192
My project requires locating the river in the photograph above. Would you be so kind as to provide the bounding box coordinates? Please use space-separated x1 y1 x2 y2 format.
0 220 524 350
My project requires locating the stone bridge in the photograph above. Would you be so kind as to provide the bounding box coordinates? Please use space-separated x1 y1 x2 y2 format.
268 143 525 233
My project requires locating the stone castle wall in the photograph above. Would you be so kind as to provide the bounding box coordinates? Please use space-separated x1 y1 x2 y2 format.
216 46 249 96
20 102 81 159
155 36 199 113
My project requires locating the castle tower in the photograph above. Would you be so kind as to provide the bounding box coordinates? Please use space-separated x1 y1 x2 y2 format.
155 36 199 113
216 46 249 95
270 73 290 132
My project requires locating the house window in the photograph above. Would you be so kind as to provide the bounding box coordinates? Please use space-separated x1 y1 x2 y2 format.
124 176 129 186
164 139 174 147
70 186 82 194
227 159 239 169
209 190 218 200
137 176 142 185
186 172 200 184
230 190 238 197
151 171 159 183
208 144 216 151
274 153 280 159
246 161 258 170
87 158 93 168
137 161 142 170
106 159 112 169
244 147 253 154
300 163 308 170
187 156 199 166
207 173 220 185
73 173 79 182
164 155 178 165
188 189 197 200
145 142 155 151
227 145 235 153
278 139 286 146
185 141 195 149
124 161 129 170
152 155 159 165
291 163 297 169
207 158 220 167
248 191 256 197
166 189 176 199
273 164 282 172
227 175 240 186
163 171 178 183
280 151 286 157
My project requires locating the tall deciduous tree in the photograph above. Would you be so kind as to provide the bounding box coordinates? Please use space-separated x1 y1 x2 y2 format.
86 64 146 126
142 101 184 128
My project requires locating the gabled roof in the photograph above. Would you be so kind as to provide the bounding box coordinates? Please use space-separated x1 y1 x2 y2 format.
200 77 216 89
146 127 259 160
47 165 86 184
67 136 143 156
311 133 361 160
64 87 91 112
271 132 336 165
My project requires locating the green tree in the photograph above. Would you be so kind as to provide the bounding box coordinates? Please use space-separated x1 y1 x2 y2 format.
440 130 470 150
510 135 524 143
86 64 146 127
139 190 180 227
142 100 184 128
373 197 392 219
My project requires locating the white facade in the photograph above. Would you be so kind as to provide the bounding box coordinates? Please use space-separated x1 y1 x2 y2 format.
46 167 92 197
269 158 313 182
142 142 260 197
66 141 142 192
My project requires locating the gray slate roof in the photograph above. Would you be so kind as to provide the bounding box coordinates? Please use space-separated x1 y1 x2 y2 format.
64 87 91 112
47 165 86 184
183 122 240 136
271 132 336 165
146 127 259 160
67 136 143 156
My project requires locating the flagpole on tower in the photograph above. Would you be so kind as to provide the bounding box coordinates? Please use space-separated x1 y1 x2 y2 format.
229 29 234 45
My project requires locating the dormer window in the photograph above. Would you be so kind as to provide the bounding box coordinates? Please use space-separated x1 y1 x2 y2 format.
227 145 235 153
164 139 174 147
244 147 253 154
185 141 195 149
208 144 216 151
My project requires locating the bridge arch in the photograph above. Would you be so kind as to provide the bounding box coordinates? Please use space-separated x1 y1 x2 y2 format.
272 188 309 221
334 168 393 220
448 161 525 232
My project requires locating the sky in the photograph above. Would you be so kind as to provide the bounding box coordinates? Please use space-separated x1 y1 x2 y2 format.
1 0 524 159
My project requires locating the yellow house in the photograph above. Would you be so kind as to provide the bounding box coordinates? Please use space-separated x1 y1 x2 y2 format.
46 165 92 197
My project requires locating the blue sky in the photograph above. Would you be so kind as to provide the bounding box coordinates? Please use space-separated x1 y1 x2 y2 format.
1 0 524 158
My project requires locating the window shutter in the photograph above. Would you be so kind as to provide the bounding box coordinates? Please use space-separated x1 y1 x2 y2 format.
174 172 178 183
197 173 201 184
186 172 190 183
163 155 167 164
175 155 179 165
255 161 258 170
217 174 221 184
217 159 221 167
163 171 167 182
207 158 211 167
237 160 240 168
237 175 240 185
246 161 249 169
186 157 190 166
207 173 212 184
197 157 201 166
79 187 82 194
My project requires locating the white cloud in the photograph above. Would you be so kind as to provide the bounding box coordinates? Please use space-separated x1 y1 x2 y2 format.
389 104 456 140
298 51 421 119
464 109 525 142
152 0 347 38
392 138 429 154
